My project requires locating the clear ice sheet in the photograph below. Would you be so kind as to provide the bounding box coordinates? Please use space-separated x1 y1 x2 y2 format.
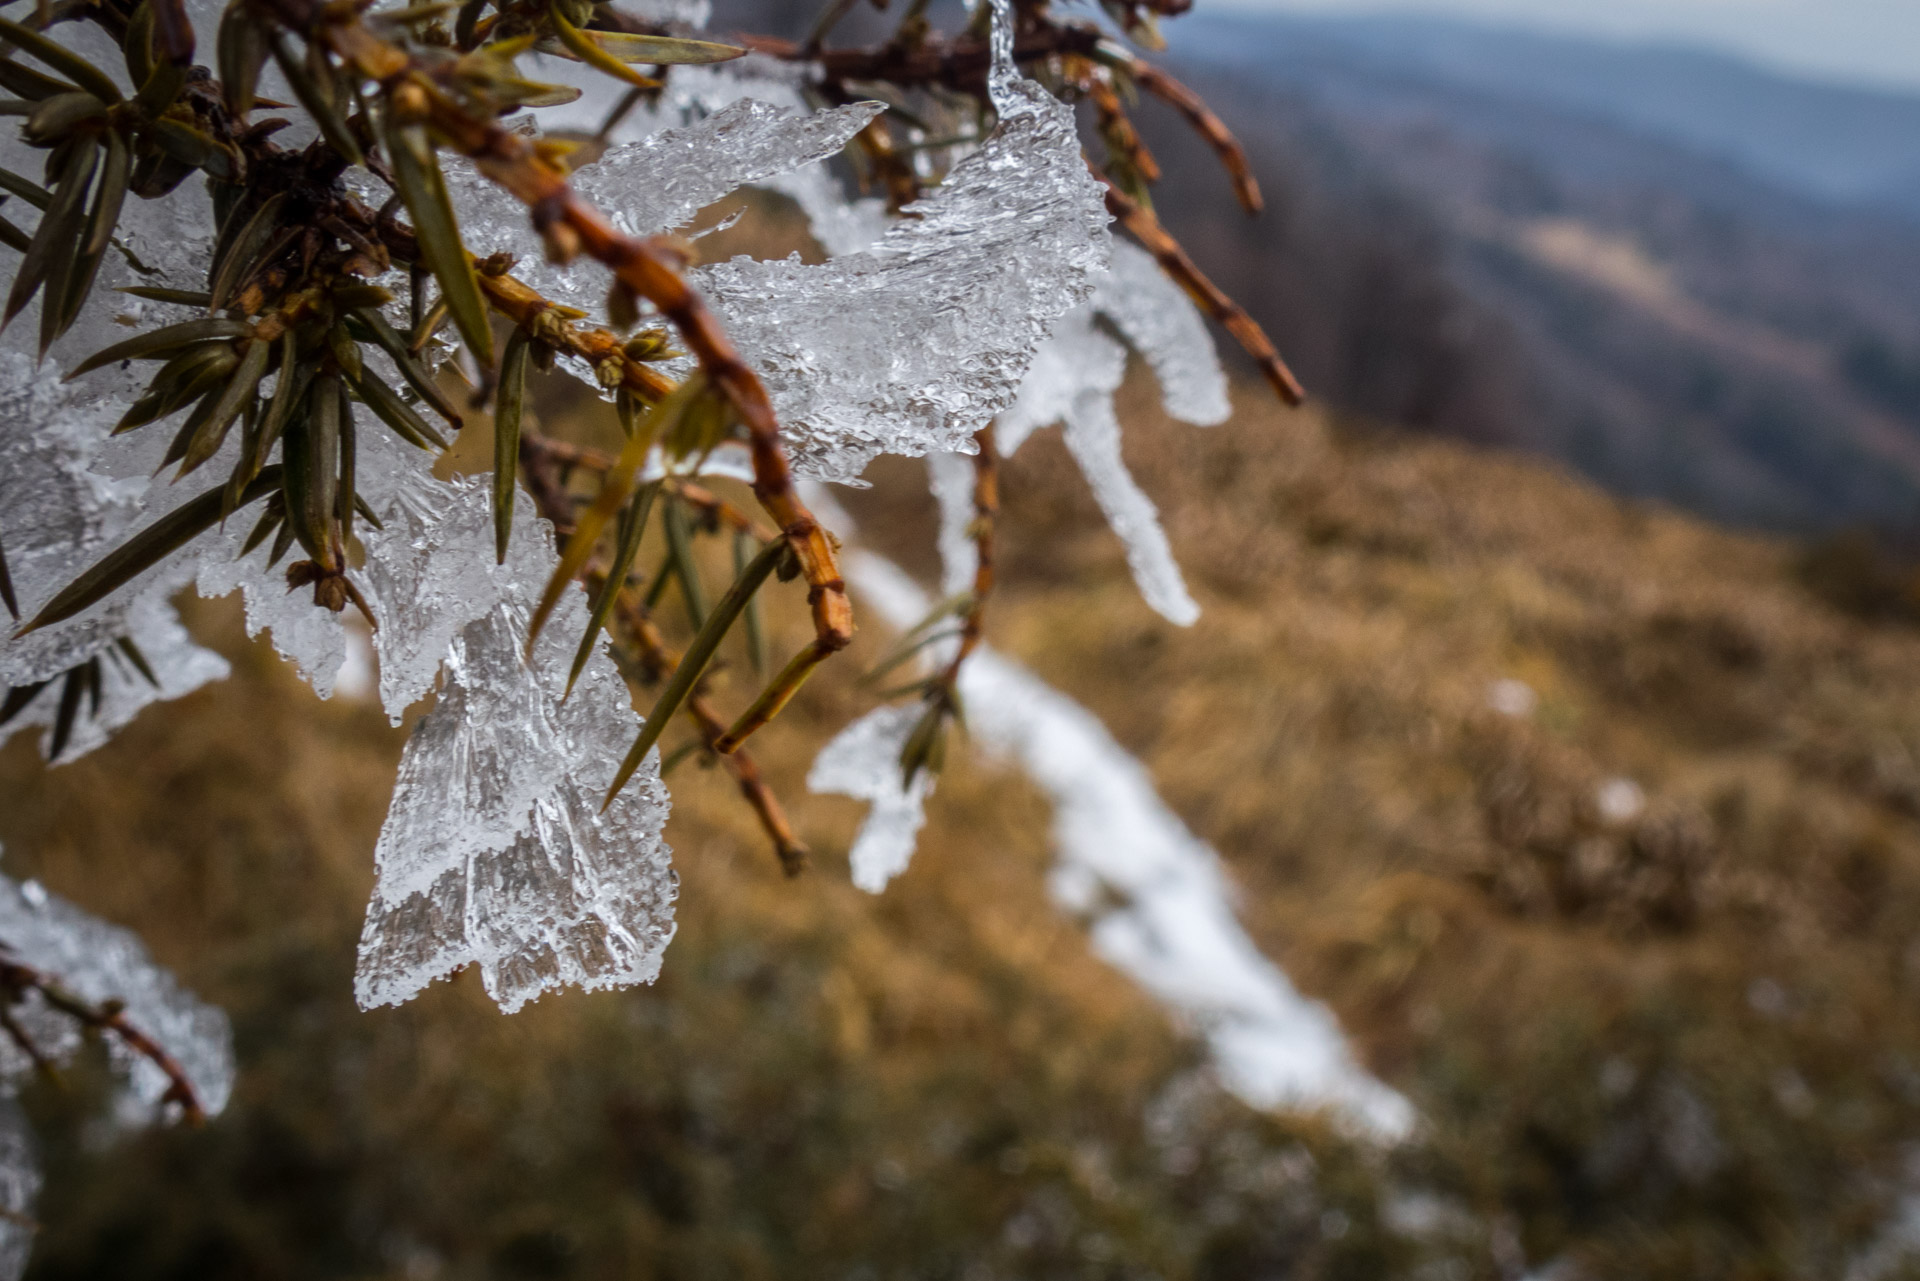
355 497 676 1015
0 354 159 688
441 97 885 318
0 354 229 757
696 0 1111 481
807 704 937 894
0 850 235 1118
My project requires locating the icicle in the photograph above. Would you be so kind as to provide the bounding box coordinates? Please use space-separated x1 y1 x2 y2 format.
355 503 676 1015
997 311 1127 456
808 705 937 893
925 450 979 599
984 242 1228 624
1095 239 1230 427
1062 390 1201 626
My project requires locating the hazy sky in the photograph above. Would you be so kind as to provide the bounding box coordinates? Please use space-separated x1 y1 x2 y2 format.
1207 0 1920 91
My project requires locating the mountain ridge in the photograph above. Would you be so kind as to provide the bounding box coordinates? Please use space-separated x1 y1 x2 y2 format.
1169 10 1920 217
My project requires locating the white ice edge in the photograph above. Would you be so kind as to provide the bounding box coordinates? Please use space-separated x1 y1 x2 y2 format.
831 538 1412 1141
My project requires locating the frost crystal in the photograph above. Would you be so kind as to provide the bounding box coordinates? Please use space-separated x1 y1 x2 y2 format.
2 593 229 764
195 431 526 719
0 856 235 1118
695 0 1111 481
0 846 234 1280
808 705 937 893
0 353 156 689
355 501 676 1015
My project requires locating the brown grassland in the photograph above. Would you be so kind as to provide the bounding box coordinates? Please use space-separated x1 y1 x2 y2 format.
6 361 1920 1278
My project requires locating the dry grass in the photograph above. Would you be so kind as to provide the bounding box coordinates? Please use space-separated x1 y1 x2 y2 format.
8 361 1920 1276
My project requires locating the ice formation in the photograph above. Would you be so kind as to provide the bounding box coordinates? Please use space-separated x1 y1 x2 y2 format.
841 549 1413 1139
695 0 1112 481
926 448 980 598
808 704 937 893
0 354 230 761
801 482 1409 1137
1062 388 1202 625
2 592 230 763
992 239 1233 626
0 864 237 1118
354 488 676 1015
1092 239 1233 428
441 96 886 317
0 847 235 1279
205 429 535 723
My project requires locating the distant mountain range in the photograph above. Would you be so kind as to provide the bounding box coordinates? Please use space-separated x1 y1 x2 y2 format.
1142 11 1920 533
1170 13 1920 219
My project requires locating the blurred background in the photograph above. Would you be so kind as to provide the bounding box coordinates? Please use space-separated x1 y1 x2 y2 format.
11 0 1920 1277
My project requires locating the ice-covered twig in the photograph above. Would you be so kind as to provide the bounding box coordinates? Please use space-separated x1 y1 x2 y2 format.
0 958 209 1125
0 864 234 1121
841 552 1414 1140
285 0 858 691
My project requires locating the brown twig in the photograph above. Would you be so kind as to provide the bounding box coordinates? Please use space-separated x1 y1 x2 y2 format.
0 958 208 1125
1089 75 1161 188
613 590 811 876
520 436 774 540
1120 56 1262 215
476 271 678 402
1099 175 1304 405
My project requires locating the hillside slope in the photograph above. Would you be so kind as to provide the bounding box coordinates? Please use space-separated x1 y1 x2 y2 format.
1129 13 1920 534
859 380 1920 1277
7 383 1920 1277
